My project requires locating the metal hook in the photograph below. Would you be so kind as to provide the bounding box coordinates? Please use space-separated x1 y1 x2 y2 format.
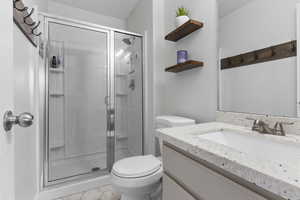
292 41 297 53
24 18 36 26
24 8 34 20
14 0 28 12
33 32 42 37
31 21 42 37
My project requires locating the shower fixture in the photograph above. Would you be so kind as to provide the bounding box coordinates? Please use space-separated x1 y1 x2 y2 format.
122 37 135 45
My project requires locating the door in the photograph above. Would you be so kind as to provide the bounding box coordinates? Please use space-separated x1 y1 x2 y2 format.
0 1 14 200
44 19 114 185
1 1 37 200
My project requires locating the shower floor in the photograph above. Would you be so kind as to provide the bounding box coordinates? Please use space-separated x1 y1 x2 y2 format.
49 147 132 181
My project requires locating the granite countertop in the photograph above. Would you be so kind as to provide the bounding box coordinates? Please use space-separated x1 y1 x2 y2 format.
157 122 300 200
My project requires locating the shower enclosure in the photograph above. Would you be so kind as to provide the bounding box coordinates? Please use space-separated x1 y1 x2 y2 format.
40 15 144 186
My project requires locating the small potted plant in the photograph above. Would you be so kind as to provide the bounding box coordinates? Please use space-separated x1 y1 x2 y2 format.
176 6 190 27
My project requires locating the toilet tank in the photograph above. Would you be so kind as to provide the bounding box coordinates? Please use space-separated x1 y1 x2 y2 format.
156 115 196 129
155 116 196 157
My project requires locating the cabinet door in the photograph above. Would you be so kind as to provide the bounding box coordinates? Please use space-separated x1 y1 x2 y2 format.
163 174 196 200
163 145 269 200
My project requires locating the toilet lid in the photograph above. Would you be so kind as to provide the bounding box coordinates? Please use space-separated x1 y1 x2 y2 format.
112 155 162 178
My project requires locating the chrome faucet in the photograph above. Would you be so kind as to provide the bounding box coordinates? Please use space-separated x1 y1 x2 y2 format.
246 118 293 136
249 119 274 135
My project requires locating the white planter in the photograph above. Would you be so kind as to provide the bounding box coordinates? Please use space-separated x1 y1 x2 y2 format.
176 16 190 27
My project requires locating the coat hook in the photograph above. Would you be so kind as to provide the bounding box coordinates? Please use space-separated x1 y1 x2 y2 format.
292 42 297 52
227 58 232 66
240 56 244 63
14 0 28 12
24 8 34 20
24 18 36 26
31 21 42 37
254 52 258 60
271 47 276 56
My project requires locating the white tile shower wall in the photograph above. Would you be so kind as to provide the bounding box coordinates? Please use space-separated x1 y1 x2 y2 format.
54 185 120 200
216 111 300 136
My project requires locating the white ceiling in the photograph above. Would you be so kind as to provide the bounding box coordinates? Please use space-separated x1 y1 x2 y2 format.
50 0 141 19
218 0 255 18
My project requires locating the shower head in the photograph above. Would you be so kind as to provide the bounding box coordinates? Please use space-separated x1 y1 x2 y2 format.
122 38 132 45
122 37 135 45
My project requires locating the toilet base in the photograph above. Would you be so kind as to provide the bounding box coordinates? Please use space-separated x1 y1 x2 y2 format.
120 194 150 200
120 184 161 200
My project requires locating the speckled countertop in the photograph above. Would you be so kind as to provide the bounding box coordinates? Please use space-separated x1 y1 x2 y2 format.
157 122 300 200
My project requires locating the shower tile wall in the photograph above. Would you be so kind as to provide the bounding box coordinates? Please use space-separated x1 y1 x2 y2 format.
115 48 132 161
114 34 143 161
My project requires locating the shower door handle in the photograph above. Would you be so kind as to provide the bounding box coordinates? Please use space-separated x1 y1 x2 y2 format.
107 108 115 132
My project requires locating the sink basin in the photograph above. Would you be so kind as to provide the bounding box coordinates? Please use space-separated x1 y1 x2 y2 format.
198 131 300 167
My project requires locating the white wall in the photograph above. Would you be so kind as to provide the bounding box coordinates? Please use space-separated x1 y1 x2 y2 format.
154 0 218 122
126 0 155 154
0 1 14 200
219 0 299 117
47 1 126 30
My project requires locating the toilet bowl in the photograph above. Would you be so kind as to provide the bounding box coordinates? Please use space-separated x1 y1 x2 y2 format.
111 155 163 200
111 115 196 200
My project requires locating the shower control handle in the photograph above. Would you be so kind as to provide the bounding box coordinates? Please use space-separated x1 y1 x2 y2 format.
3 110 34 132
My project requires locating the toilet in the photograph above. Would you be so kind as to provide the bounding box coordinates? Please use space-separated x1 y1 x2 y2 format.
111 115 196 200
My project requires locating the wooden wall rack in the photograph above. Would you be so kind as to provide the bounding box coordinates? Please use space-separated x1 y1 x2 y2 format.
13 0 42 47
221 40 297 70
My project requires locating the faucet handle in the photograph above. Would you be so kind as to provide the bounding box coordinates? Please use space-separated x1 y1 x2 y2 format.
273 122 285 136
273 122 294 136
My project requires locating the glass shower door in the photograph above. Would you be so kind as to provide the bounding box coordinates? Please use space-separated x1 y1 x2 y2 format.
46 22 111 183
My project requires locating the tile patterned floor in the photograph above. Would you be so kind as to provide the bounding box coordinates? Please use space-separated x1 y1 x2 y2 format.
55 185 121 200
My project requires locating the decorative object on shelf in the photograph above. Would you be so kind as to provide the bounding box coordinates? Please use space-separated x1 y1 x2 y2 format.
165 19 204 42
51 56 58 68
176 6 190 28
221 40 297 70
49 40 64 69
13 0 42 47
177 50 188 64
165 60 204 73
129 79 135 90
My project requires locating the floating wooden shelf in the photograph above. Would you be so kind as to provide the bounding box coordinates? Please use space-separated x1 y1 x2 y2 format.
165 60 204 73
165 20 204 42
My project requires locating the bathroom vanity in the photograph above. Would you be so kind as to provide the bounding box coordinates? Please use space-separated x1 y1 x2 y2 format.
158 122 300 200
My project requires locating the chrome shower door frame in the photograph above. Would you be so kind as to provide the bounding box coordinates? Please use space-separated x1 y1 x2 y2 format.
41 15 115 187
40 13 144 188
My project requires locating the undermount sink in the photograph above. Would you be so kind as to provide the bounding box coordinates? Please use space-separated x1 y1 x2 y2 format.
198 130 300 167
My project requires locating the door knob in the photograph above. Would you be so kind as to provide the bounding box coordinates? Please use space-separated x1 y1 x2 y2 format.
3 110 34 132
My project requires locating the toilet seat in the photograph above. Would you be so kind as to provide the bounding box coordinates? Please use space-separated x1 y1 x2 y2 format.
111 155 163 189
112 155 162 178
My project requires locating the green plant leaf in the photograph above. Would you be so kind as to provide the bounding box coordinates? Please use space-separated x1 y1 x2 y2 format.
176 6 189 17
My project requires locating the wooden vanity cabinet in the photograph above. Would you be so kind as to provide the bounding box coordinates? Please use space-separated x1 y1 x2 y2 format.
162 144 269 200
